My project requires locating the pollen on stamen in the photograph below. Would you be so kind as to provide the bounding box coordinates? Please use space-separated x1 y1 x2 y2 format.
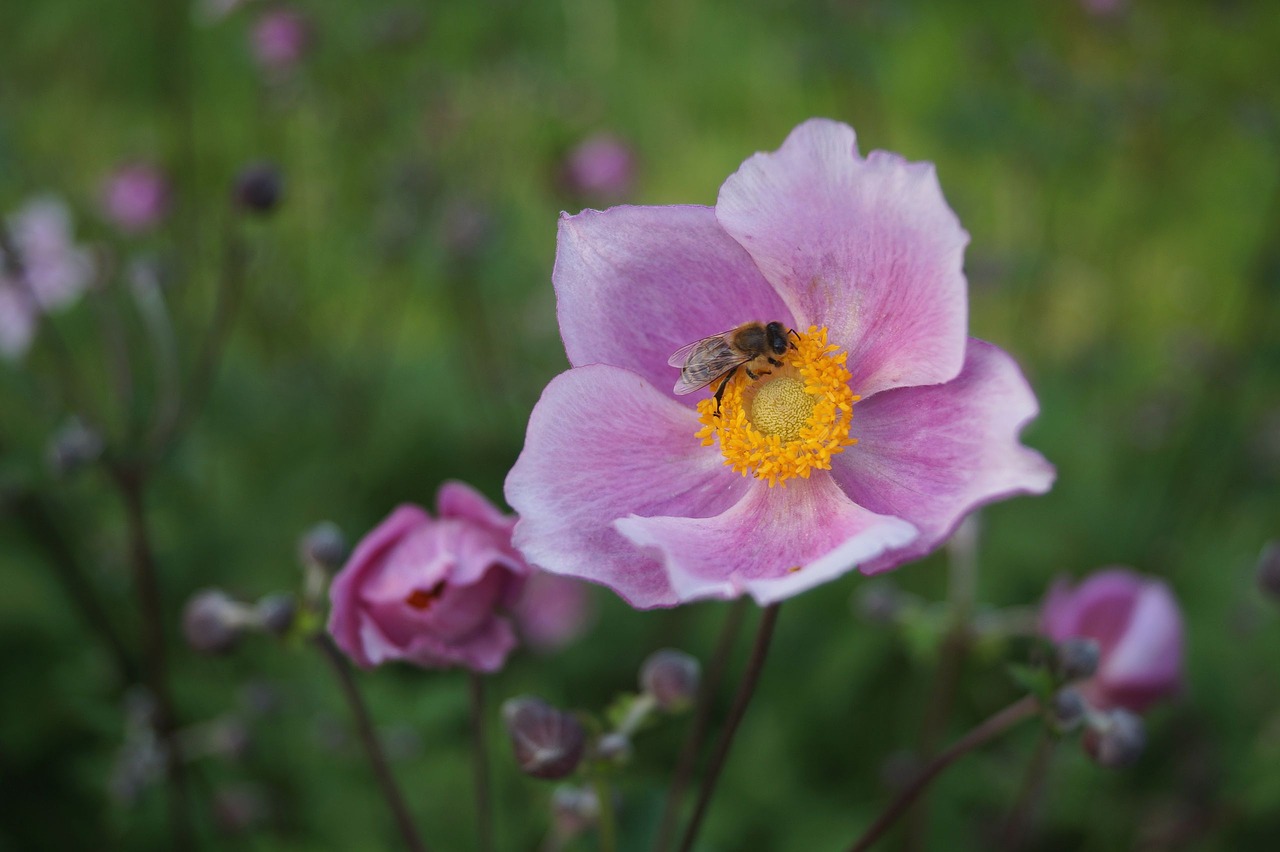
695 326 858 487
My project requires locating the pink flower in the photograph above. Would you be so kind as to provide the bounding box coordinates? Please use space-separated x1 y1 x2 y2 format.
1 196 93 360
101 164 171 234
327 482 530 672
513 571 597 653
1040 568 1184 712
251 8 311 72
505 119 1054 608
562 133 636 202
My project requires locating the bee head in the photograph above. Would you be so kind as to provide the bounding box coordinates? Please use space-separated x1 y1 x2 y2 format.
765 321 791 355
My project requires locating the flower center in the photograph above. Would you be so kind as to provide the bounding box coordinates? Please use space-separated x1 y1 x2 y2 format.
694 326 858 487
406 581 446 611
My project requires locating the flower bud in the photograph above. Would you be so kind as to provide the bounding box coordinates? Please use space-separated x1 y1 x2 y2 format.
1255 540 1280 601
182 589 251 654
1054 637 1101 682
298 521 348 572
551 784 598 836
595 732 632 764
1050 687 1089 732
639 649 700 713
1083 708 1146 768
502 696 586 780
46 417 103 476
233 162 283 214
254 592 297 636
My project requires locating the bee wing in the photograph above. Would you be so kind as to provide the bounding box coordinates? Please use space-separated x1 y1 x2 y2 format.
670 334 747 395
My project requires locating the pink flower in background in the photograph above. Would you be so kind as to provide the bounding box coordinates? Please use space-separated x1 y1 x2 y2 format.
328 482 530 672
101 164 171 234
1041 568 1184 712
513 571 597 653
251 8 311 72
562 133 636 202
0 196 93 360
506 119 1054 608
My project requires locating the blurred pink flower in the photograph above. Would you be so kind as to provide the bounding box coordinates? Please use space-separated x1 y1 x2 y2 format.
513 571 596 653
562 133 636 201
251 8 311 72
101 164 171 234
0 196 93 359
328 483 530 672
505 119 1054 608
1040 568 1184 712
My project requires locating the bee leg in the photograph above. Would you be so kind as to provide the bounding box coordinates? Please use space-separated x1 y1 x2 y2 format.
713 367 739 416
745 367 759 381
767 357 783 367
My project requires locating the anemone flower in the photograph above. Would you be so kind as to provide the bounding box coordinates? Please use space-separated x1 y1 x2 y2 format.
506 119 1054 608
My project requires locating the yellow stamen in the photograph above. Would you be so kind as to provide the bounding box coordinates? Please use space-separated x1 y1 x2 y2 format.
694 326 858 487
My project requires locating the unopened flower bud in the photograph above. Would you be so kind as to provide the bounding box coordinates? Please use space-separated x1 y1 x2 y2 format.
254 592 296 636
182 589 251 654
502 696 586 780
551 784 598 836
1054 637 1101 681
46 417 103 476
1050 687 1089 732
1255 540 1280 601
1083 708 1146 768
595 732 632 764
639 649 700 713
298 521 347 571
234 162 283 214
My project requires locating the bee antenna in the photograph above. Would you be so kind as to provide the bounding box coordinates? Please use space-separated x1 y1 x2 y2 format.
787 327 800 347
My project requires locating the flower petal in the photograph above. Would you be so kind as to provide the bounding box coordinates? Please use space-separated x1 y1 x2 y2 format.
1099 579 1183 710
553 206 793 398
716 118 969 397
438 480 515 535
831 339 1055 575
613 473 918 605
505 364 750 608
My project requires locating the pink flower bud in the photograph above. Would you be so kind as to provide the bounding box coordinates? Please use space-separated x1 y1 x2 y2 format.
502 696 586 780
639 649 700 713
1039 568 1184 713
101 164 170 234
326 482 529 672
251 8 311 72
561 133 636 202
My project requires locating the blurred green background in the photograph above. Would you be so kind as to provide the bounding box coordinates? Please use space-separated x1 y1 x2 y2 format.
2 0 1279 849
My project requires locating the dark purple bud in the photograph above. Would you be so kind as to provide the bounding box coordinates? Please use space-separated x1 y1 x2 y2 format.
1050 687 1089 732
46 417 103 476
1054 637 1101 681
1083 708 1146 768
182 589 250 654
639 649 700 713
254 592 297 636
298 521 348 572
1255 540 1280 600
234 162 283 214
502 696 586 780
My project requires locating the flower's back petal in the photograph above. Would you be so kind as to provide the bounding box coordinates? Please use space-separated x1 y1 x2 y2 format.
614 474 918 606
831 339 1055 575
437 480 516 535
716 118 968 398
1099 579 1183 708
505 364 749 609
554 206 792 398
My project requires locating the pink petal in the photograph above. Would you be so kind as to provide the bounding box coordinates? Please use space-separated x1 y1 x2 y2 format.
716 118 969 397
614 473 918 605
553 206 793 399
1099 579 1183 708
505 364 749 608
832 339 1055 575
437 480 515 535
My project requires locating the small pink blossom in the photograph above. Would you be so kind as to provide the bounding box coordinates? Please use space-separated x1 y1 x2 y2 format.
327 482 530 672
101 164 171 234
506 119 1054 608
1 196 93 360
562 133 636 202
513 571 596 653
1040 568 1184 712
251 8 311 72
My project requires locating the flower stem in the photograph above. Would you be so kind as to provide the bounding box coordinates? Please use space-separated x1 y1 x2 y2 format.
653 597 748 852
846 694 1040 852
315 636 429 852
676 603 780 852
593 773 618 852
469 671 494 852
1000 731 1056 850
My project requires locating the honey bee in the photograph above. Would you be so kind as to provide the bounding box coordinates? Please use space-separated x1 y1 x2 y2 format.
668 321 797 414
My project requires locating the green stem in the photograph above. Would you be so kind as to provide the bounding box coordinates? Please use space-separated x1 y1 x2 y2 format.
469 672 494 852
593 773 617 852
